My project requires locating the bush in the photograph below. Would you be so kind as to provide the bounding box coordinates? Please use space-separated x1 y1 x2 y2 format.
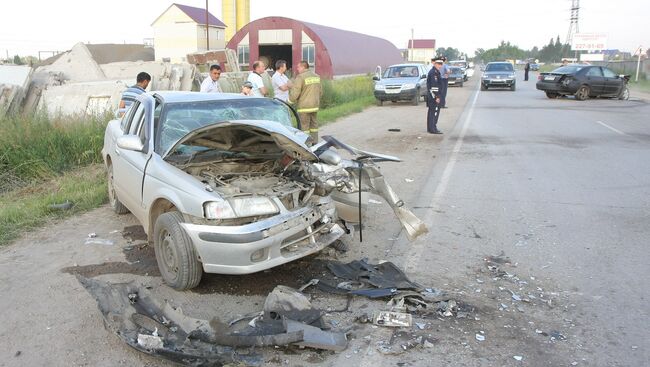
0 112 109 191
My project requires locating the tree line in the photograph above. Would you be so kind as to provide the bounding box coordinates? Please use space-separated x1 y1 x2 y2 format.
474 36 572 63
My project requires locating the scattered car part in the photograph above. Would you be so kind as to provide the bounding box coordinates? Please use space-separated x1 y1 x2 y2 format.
284 319 348 352
373 311 412 327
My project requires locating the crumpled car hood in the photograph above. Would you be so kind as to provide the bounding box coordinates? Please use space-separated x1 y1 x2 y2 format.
163 120 317 161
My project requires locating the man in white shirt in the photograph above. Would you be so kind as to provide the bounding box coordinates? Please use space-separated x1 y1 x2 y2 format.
200 65 222 93
271 60 291 101
247 61 268 97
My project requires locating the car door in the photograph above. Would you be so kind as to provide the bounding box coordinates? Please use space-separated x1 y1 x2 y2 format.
418 66 427 95
584 67 605 95
602 67 623 95
112 95 155 222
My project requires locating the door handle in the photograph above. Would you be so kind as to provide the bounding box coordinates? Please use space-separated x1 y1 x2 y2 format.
115 148 121 156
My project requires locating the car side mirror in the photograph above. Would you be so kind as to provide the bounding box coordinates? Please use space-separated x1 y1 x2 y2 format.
117 135 144 152
318 149 342 165
420 74 427 79
372 75 380 81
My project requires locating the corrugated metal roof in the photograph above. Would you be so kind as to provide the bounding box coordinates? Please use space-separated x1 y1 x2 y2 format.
174 3 226 27
301 20 403 75
408 39 436 49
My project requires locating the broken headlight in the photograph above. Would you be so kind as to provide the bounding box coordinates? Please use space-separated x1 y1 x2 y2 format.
204 197 279 219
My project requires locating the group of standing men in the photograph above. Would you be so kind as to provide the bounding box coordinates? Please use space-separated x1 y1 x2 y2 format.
426 56 450 134
197 59 322 142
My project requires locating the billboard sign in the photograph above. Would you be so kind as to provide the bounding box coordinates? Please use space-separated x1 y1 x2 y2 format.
572 33 607 51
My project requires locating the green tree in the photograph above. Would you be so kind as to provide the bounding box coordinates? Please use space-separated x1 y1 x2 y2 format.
12 55 23 65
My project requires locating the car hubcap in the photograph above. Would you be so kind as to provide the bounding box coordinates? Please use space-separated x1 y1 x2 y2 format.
160 230 179 277
622 88 629 100
579 88 588 99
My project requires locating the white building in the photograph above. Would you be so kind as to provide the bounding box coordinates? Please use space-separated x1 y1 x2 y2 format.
152 3 227 63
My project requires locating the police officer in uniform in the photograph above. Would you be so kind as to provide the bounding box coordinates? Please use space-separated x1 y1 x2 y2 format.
426 59 444 134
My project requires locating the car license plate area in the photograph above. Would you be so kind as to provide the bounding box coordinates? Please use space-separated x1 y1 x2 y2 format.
385 88 401 94
544 76 556 81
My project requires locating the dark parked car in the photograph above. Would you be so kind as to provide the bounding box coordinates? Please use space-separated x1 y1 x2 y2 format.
448 66 465 87
481 62 516 91
529 63 540 71
373 64 428 106
536 65 630 100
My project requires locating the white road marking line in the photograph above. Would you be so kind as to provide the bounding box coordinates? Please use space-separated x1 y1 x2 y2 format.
595 120 626 135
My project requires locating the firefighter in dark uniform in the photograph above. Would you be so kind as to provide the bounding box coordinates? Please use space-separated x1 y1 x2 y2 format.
426 59 444 134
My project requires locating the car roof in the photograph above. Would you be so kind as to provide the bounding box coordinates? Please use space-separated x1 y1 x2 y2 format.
148 91 263 104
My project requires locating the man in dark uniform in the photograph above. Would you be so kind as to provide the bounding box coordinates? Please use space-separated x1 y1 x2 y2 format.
524 61 530 81
426 59 444 134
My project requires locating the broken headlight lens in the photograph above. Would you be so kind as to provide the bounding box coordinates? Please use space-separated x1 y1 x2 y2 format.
204 197 279 219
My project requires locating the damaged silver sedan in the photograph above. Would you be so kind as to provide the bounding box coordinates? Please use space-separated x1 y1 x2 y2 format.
102 92 426 290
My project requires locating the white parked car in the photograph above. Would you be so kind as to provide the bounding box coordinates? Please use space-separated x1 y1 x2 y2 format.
102 92 426 289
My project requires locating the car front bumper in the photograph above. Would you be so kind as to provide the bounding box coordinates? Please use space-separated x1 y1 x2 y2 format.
181 197 343 274
374 88 418 101
483 78 515 87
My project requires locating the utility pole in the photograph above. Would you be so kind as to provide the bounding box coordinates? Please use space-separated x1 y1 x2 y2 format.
205 0 210 51
635 46 643 82
410 28 414 62
566 0 580 59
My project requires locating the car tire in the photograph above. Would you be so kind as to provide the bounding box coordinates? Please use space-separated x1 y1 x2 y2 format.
107 162 129 214
545 91 559 99
481 84 487 91
412 91 420 106
510 83 516 91
575 85 590 101
459 81 464 87
376 99 383 106
154 211 203 290
618 86 630 100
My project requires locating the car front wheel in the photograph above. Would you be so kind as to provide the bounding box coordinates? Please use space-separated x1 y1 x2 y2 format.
154 211 203 290
575 85 590 101
107 162 129 214
412 91 420 106
618 86 630 100
376 99 383 106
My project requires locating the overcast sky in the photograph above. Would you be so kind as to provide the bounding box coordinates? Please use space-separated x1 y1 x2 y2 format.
1 0 648 58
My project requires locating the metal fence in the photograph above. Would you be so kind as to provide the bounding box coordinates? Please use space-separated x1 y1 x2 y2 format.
591 60 648 79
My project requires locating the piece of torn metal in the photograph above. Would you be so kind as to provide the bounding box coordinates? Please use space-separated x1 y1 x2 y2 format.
77 276 259 366
263 285 322 326
213 330 304 347
373 311 412 328
284 319 348 352
327 259 422 291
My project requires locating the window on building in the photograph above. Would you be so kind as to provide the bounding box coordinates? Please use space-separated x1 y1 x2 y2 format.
302 44 315 67
238 45 249 66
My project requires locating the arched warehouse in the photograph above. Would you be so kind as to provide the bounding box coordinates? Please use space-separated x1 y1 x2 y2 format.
226 16 404 78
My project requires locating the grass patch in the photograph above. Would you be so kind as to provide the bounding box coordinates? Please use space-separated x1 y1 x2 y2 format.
319 96 376 124
628 79 650 93
0 164 107 246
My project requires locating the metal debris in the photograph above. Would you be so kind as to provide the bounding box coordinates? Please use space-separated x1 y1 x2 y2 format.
513 355 523 361
373 311 412 327
475 333 485 342
285 319 347 352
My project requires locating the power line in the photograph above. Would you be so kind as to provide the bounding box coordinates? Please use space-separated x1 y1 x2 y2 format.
566 0 580 45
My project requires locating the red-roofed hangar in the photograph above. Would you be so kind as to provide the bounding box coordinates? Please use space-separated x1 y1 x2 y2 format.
226 17 403 78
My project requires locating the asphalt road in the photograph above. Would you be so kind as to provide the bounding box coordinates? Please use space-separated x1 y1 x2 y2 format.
0 71 648 367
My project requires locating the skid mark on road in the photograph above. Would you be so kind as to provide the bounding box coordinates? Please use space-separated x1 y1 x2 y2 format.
595 120 626 135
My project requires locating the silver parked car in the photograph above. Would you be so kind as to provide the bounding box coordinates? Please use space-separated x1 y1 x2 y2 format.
102 92 427 290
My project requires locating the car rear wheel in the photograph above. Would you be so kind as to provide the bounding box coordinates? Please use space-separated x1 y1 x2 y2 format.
545 92 559 99
618 86 630 100
376 99 383 106
575 85 590 101
154 211 203 290
107 162 129 214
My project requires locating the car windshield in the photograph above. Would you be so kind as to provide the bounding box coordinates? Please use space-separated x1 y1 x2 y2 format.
485 63 514 72
552 65 584 74
157 98 295 154
450 62 466 67
383 66 420 78
450 67 462 74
